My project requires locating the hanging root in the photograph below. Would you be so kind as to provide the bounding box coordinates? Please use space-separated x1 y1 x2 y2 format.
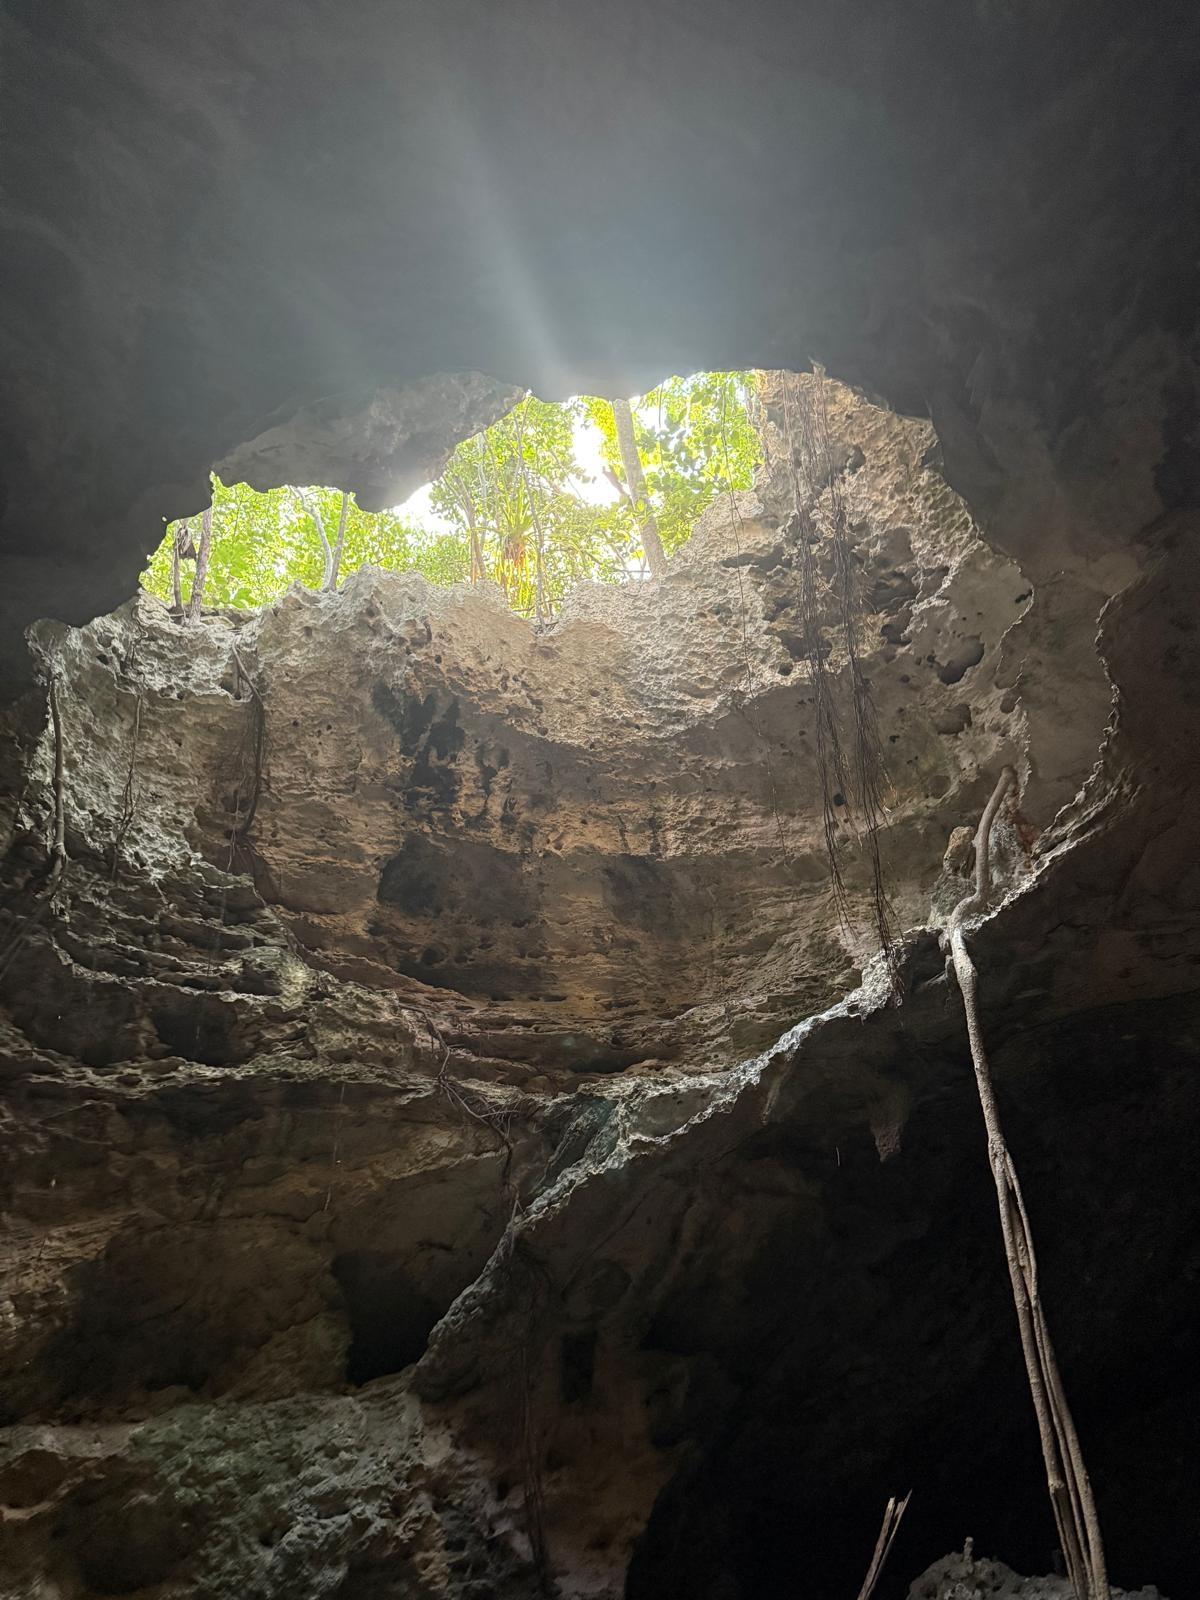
781 370 899 980
45 669 67 890
224 643 271 887
229 645 266 831
197 644 268 1023
944 767 1109 1600
810 369 900 990
110 685 143 879
322 1081 347 1213
717 383 791 867
408 1001 546 1589
855 1491 912 1600
420 1009 517 1189
781 374 852 926
518 1293 553 1596
0 666 69 980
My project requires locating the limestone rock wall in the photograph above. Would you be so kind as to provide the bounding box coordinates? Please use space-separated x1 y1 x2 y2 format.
4 4 1199 1592
2 382 1197 1599
909 1551 1164 1600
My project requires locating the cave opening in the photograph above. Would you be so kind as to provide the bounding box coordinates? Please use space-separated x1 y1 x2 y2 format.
4 7 1199 1593
1 346 1192 1600
137 371 761 628
111 363 1050 1053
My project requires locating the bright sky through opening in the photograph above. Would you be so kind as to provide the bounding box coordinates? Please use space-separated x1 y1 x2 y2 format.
395 397 632 530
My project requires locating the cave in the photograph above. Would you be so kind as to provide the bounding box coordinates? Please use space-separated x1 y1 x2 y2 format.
2 5 1199 1600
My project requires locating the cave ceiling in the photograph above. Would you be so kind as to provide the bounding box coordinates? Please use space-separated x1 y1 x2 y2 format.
1 1 1198 676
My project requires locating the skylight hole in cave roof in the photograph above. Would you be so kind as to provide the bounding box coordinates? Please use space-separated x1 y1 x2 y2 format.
138 370 763 622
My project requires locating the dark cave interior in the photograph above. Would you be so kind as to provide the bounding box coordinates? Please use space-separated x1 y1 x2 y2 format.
628 994 1200 1599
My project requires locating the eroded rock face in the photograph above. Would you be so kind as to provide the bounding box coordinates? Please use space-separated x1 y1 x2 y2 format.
3 382 1198 1599
909 1550 1165 1600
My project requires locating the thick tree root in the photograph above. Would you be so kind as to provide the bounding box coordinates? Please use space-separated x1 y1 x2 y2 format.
856 1491 912 1600
945 767 1109 1600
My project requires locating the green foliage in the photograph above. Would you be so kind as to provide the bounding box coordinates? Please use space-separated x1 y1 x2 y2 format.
429 394 629 617
141 479 461 609
140 373 761 616
584 371 760 557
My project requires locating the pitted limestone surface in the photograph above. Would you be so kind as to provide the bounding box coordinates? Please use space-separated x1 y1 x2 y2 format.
3 383 1198 1600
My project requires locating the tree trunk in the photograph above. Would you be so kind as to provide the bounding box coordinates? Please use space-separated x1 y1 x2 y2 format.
464 499 485 584
295 492 334 590
329 491 349 589
171 537 183 613
171 519 192 614
512 399 548 626
612 397 666 580
186 505 213 621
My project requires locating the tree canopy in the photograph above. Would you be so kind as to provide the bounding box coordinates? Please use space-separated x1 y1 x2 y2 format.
583 371 759 559
427 394 629 620
140 372 760 618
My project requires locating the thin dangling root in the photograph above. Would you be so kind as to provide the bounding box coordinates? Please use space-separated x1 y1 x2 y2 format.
944 767 1109 1600
779 370 899 984
111 684 144 878
45 669 67 889
0 666 69 980
781 373 852 925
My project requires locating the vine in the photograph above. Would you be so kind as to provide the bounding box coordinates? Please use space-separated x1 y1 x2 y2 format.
718 381 792 868
410 1002 553 1589
517 1268 553 1596
0 659 69 980
781 370 900 986
110 643 145 879
191 642 268 1060
781 373 853 929
44 668 67 890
